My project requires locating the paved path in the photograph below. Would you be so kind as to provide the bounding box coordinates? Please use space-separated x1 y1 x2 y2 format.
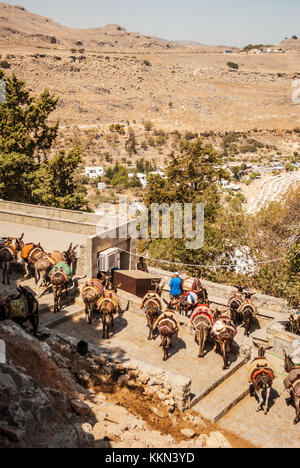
54 302 247 403
1 221 87 253
218 373 300 448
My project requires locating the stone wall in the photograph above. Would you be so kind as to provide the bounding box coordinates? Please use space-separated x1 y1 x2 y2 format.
148 266 288 315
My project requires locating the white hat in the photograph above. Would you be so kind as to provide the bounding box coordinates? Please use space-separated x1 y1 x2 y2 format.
175 272 179 276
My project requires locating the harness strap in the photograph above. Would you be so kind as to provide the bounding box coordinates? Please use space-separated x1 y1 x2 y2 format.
251 368 274 383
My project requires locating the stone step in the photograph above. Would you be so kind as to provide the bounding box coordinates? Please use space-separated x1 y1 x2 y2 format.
192 365 250 424
189 352 250 408
251 327 270 346
40 303 85 329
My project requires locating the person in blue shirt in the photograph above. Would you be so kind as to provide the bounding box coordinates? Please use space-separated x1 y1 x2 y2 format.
169 272 183 307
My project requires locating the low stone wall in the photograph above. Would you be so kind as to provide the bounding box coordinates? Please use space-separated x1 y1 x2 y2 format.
148 266 287 315
120 359 192 411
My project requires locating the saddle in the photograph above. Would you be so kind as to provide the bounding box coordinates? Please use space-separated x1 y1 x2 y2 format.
141 292 162 310
153 311 180 332
228 292 245 308
213 317 237 336
238 300 257 316
97 291 119 310
0 243 16 257
191 305 214 327
8 297 28 319
82 279 104 298
21 244 35 261
247 358 276 383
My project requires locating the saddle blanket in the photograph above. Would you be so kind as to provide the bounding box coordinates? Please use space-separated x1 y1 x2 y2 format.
97 291 119 309
9 299 27 319
191 306 213 326
247 358 276 382
21 244 34 260
50 262 72 279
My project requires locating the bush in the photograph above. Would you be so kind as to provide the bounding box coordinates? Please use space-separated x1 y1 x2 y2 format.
143 60 151 67
0 61 10 69
227 62 239 70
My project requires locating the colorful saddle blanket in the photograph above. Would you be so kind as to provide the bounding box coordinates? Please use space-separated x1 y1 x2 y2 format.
191 305 214 326
9 298 28 319
50 262 72 279
0 242 16 256
21 243 34 260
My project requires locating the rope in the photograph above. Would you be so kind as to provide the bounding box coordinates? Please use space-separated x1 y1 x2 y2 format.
117 247 285 270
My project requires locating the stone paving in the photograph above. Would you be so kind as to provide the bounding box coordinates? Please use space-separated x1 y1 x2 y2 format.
1 273 299 448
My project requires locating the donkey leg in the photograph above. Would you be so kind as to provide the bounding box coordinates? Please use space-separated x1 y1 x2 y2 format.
256 389 264 412
264 387 271 415
294 397 300 424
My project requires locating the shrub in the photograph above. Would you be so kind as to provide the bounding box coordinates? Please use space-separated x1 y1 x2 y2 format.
0 61 10 69
144 121 153 132
227 62 239 70
143 60 151 67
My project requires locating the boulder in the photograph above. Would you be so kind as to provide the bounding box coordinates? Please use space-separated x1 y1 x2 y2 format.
205 431 232 448
71 399 92 417
180 428 196 439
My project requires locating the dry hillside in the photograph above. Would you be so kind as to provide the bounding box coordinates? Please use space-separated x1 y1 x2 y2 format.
0 2 299 132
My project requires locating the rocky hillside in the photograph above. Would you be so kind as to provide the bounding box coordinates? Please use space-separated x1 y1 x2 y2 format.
0 2 180 51
0 3 299 131
0 320 246 448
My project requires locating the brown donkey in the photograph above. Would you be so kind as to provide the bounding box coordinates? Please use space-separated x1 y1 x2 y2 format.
0 234 24 285
153 310 180 361
81 279 104 324
248 346 275 415
97 290 122 339
141 281 164 340
191 304 219 358
211 315 237 370
283 349 300 424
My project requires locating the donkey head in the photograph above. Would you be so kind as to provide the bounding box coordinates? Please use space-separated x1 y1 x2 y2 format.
283 349 295 373
64 244 78 265
14 233 25 252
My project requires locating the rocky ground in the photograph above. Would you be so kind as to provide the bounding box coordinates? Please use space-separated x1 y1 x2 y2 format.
0 319 253 448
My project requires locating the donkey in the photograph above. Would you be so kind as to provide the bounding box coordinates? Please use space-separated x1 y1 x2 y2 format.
97 288 124 339
50 247 77 313
288 315 300 335
0 285 39 336
176 290 199 317
98 272 114 290
153 310 180 361
191 305 220 358
283 349 300 424
81 278 104 324
0 234 24 285
237 291 257 336
249 346 275 415
228 285 247 323
141 281 164 340
35 243 78 297
212 315 237 370
20 242 45 279
192 279 209 304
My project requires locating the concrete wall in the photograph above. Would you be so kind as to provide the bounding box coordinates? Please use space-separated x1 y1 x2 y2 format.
86 221 137 278
0 200 137 279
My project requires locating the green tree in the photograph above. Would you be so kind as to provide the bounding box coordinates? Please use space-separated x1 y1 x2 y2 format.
140 139 235 278
0 71 88 210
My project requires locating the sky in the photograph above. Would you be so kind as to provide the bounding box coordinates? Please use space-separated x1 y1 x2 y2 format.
3 0 300 47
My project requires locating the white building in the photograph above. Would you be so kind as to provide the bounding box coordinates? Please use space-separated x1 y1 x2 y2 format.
85 166 105 179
